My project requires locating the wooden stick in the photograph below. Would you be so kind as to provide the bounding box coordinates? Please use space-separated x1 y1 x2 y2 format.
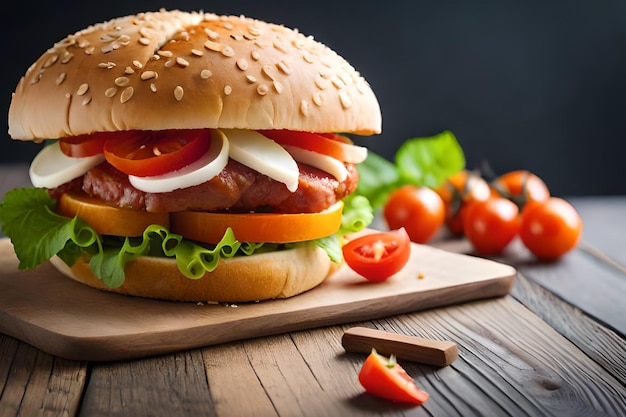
342 326 458 367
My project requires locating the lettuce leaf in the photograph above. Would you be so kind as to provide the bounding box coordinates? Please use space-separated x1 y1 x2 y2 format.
355 130 465 209
0 187 371 287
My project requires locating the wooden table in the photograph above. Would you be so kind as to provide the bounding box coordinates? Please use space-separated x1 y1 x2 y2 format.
1 163 625 417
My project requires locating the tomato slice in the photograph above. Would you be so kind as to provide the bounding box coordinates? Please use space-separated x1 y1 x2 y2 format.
170 202 344 244
59 132 120 157
259 130 367 163
358 348 429 405
342 228 411 282
103 129 211 177
57 193 169 236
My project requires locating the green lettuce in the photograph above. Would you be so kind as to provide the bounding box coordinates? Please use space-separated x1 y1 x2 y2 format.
355 130 466 209
0 187 373 288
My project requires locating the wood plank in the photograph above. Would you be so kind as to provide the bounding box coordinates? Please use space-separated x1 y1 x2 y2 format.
512 272 626 386
0 334 86 417
79 349 215 417
156 296 626 417
0 237 515 361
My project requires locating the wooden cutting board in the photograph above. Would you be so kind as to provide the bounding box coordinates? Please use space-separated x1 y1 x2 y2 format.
0 237 516 361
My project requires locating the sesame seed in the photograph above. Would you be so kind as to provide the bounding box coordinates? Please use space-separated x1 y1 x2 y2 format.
246 75 257 83
176 57 190 67
273 81 284 94
236 58 249 71
273 39 287 53
43 54 58 68
118 34 131 45
312 91 324 106
84 46 95 55
55 73 66 85
82 97 92 106
98 62 116 69
125 66 135 74
158 50 173 58
139 37 151 46
262 65 275 80
77 83 89 96
315 77 328 90
150 83 157 92
114 77 130 87
132 60 143 69
223 22 234 30
164 60 175 68
141 71 158 80
191 48 204 56
339 91 352 108
200 69 212 79
251 50 261 61
174 85 184 101
302 52 314 64
300 99 310 116
205 28 219 40
276 60 292 75
248 25 262 36
224 85 232 95
105 87 117 98
257 84 269 95
204 40 224 52
331 74 345 89
60 52 74 64
120 86 134 103
221 46 234 57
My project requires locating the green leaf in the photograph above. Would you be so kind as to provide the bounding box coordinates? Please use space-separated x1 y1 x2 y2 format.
395 130 465 188
355 152 400 209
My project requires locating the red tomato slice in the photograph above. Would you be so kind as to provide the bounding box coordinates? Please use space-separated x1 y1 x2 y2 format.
171 202 344 244
59 132 121 157
342 229 411 282
103 129 211 177
358 348 429 405
259 130 367 163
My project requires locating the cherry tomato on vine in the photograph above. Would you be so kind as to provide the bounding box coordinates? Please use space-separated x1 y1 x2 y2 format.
463 197 520 255
383 185 445 244
358 348 429 405
342 228 411 282
491 170 550 207
520 197 582 261
435 170 492 235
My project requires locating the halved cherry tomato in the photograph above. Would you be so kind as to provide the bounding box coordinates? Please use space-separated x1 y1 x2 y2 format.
358 348 429 405
463 197 520 255
57 193 169 236
103 129 211 177
435 170 491 235
520 197 582 260
383 185 445 244
259 130 367 163
171 202 344 244
59 132 120 157
491 170 550 208
342 228 411 282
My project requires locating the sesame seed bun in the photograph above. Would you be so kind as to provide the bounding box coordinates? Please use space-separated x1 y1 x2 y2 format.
8 10 381 141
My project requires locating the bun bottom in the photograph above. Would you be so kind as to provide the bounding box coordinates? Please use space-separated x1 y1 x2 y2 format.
49 244 338 302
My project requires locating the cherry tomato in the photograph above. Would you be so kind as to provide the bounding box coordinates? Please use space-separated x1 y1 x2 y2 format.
435 170 491 235
520 197 582 260
383 185 445 244
358 348 429 405
59 132 119 157
103 129 211 177
342 229 411 282
463 197 520 255
491 170 550 207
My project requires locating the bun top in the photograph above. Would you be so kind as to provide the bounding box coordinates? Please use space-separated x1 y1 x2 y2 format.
8 10 381 142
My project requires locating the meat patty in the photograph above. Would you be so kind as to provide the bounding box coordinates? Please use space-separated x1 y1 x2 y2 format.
78 160 358 213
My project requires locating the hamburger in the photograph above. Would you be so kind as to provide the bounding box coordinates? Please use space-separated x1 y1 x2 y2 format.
0 10 381 302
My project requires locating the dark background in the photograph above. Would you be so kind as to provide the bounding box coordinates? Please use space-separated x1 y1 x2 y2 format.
3 1 625 196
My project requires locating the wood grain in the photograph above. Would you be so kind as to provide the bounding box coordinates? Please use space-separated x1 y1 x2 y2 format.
0 237 515 361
